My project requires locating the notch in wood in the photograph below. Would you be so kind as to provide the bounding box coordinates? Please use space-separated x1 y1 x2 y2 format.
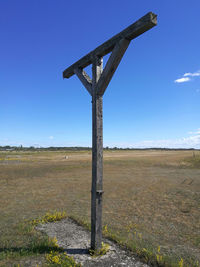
96 190 104 194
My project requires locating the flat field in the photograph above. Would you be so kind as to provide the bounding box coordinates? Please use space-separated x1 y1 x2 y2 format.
0 149 200 266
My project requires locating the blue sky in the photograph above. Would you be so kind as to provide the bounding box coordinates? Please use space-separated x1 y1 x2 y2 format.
1 0 200 148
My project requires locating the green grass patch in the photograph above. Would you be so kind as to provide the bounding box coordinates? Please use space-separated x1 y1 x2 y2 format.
0 212 80 267
45 250 81 266
68 217 199 267
89 242 110 257
30 211 67 226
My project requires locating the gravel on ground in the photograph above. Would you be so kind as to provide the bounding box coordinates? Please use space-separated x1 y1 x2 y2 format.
36 218 150 267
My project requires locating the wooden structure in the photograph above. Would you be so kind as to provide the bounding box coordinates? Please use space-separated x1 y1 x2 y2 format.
63 12 157 250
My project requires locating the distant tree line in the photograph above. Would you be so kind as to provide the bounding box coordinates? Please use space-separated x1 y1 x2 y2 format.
0 145 198 151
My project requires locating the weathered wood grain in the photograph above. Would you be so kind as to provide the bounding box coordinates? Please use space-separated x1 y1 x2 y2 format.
74 68 92 95
63 12 157 78
91 56 103 250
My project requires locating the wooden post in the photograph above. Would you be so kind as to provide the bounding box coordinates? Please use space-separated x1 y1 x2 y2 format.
62 12 157 251
91 56 103 250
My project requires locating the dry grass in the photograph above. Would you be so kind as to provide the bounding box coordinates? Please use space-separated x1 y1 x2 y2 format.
0 149 200 266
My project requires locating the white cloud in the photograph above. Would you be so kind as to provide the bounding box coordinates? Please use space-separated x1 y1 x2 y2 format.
49 136 54 140
107 129 200 149
134 137 199 149
183 73 192 77
188 129 200 135
174 77 190 83
183 70 200 77
175 70 200 84
135 130 200 149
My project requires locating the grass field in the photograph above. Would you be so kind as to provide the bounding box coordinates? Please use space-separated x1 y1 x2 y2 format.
0 149 200 266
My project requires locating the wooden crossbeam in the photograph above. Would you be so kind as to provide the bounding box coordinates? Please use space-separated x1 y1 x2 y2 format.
63 12 157 79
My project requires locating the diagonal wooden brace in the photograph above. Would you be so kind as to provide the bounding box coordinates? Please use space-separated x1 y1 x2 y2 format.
74 68 92 95
96 38 130 96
